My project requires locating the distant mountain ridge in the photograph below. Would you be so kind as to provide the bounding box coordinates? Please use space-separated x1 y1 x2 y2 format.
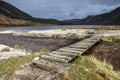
1 0 119 26
64 7 120 25
0 0 67 26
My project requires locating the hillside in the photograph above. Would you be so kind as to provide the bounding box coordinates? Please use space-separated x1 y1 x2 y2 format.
0 14 47 26
0 0 66 26
0 0 32 18
64 7 120 25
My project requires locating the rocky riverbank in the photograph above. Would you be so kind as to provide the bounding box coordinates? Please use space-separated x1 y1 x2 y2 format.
0 34 78 52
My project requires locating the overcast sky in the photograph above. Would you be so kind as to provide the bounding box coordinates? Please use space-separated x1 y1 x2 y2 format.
5 0 120 20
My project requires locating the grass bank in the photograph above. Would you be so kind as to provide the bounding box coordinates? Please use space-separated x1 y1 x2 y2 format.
59 36 120 80
60 56 120 80
78 26 120 30
101 36 120 42
52 34 92 40
0 49 48 79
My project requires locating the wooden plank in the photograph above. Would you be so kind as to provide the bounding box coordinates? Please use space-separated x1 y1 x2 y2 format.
30 59 61 73
59 48 83 54
61 47 86 52
68 45 88 49
73 41 94 45
48 53 72 61
41 54 69 63
50 51 78 58
70 44 91 48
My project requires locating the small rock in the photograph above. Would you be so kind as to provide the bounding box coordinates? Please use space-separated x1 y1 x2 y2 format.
33 57 40 61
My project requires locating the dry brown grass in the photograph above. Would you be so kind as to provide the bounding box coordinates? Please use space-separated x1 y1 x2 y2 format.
1 47 10 52
0 50 48 79
60 56 120 80
0 14 51 26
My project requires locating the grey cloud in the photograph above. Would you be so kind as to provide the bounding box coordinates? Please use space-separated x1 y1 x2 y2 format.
5 0 120 20
88 0 120 5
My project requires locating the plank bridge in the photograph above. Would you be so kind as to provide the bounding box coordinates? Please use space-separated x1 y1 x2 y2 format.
15 34 101 80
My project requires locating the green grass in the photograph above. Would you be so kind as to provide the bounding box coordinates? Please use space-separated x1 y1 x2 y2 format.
101 36 120 42
60 56 120 80
0 50 48 79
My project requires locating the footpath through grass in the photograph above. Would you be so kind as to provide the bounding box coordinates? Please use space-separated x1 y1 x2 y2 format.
0 50 48 79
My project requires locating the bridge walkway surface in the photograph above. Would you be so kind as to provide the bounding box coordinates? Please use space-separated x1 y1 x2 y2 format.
15 34 101 80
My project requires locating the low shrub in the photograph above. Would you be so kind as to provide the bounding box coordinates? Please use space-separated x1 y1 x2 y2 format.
1 47 10 52
101 36 120 42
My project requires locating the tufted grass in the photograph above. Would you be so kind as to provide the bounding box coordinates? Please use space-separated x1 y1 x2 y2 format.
60 56 120 80
101 36 120 42
0 49 48 79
